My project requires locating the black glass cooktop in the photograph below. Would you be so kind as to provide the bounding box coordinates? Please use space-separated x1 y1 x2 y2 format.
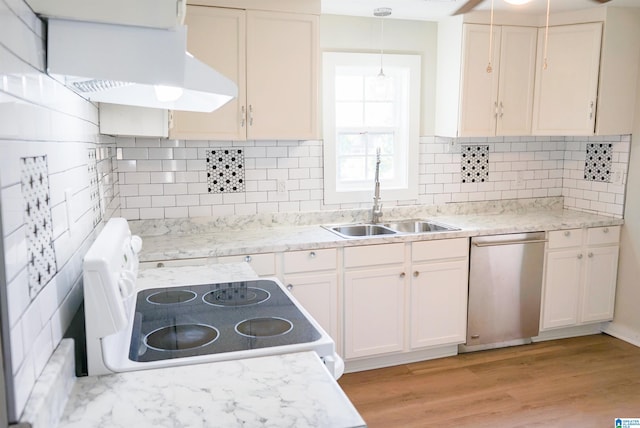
129 279 321 362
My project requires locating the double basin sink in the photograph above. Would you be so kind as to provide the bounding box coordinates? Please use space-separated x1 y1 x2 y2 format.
324 219 460 239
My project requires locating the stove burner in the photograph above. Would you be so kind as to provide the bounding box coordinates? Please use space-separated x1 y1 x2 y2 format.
235 317 293 338
144 324 219 352
203 286 270 307
146 290 197 305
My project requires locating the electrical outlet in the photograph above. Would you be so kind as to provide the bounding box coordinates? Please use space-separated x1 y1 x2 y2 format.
277 180 286 193
611 167 624 185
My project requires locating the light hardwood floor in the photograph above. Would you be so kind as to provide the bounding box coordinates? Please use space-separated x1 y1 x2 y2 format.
339 334 640 427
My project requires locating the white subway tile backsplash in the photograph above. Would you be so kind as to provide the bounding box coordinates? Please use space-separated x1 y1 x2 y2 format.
126 196 152 208
162 160 186 171
121 148 149 160
150 172 175 183
177 195 199 206
189 205 212 217
138 184 163 196
123 172 151 184
173 148 198 159
165 207 189 218
139 208 165 219
148 148 173 159
151 196 176 207
4 225 28 283
120 208 139 219
136 160 163 172
110 133 631 221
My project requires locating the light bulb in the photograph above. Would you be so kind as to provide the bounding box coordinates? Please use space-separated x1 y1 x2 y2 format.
154 85 184 102
504 0 532 4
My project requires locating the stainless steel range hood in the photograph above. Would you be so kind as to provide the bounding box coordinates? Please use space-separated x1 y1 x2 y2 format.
46 18 237 112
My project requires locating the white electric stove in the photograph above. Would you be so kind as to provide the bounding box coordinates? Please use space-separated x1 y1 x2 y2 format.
83 218 343 378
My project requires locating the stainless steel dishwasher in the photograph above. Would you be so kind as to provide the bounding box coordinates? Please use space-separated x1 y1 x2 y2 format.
460 231 547 353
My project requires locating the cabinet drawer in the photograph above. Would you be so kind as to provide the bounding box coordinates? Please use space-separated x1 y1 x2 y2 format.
139 257 210 270
412 238 469 262
587 226 620 246
344 243 404 268
217 253 276 276
283 248 337 274
548 229 583 249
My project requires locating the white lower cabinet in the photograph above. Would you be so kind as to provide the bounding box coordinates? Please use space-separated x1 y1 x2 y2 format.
541 226 620 330
410 259 468 349
343 243 406 359
343 239 469 360
410 238 469 349
282 249 339 347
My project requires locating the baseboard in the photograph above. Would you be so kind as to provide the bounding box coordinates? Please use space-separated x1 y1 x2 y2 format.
603 322 640 348
532 323 604 342
344 345 459 373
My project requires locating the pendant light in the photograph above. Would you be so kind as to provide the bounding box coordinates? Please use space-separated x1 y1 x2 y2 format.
374 7 392 78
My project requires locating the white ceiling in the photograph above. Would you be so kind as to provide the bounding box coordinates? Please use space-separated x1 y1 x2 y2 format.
321 0 640 21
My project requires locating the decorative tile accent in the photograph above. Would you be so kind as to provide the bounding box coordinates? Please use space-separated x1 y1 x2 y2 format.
21 156 57 298
584 143 612 182
461 144 489 183
88 149 102 227
207 149 245 193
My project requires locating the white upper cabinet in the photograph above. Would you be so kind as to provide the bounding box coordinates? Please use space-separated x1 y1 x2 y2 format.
459 24 537 137
170 6 319 140
171 6 247 140
436 8 640 138
532 22 602 136
245 11 318 140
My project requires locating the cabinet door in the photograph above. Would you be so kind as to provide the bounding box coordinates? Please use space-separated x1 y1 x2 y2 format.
532 23 602 136
246 11 318 140
541 249 582 329
344 266 405 359
459 24 501 137
170 6 246 140
496 26 537 136
283 272 339 345
410 259 468 349
581 245 619 323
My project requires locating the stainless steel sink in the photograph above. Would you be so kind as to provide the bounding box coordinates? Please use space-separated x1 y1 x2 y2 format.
323 219 459 238
327 224 396 238
382 220 460 233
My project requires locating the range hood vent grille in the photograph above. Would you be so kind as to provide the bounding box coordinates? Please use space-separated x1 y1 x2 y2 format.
72 80 133 93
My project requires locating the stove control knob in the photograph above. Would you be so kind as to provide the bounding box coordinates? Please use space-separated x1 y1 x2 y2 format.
244 255 252 263
118 274 135 298
130 235 142 254
287 284 293 291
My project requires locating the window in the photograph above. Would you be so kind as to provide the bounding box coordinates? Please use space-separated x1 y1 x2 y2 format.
323 52 420 204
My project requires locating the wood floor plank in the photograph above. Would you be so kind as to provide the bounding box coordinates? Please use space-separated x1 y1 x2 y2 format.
339 334 640 427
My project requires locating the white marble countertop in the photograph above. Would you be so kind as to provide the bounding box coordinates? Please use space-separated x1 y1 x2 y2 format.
136 206 623 262
58 351 366 428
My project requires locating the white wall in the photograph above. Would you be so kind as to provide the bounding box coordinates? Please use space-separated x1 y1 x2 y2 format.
608 58 640 344
320 14 438 136
0 0 119 420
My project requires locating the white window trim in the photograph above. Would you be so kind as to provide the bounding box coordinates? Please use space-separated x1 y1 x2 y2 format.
322 52 421 205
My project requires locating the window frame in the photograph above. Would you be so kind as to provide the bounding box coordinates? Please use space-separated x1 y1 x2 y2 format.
322 51 421 205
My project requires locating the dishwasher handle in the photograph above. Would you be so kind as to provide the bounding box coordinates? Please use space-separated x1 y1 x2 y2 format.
473 238 547 247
